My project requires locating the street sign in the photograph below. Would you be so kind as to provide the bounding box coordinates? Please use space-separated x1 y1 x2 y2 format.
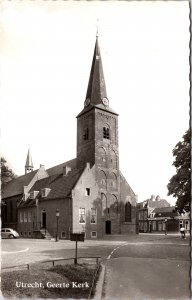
70 232 85 242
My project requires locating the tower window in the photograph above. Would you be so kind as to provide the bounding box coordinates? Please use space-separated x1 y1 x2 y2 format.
103 127 110 139
83 128 89 140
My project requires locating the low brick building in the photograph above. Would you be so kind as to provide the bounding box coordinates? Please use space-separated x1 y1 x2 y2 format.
2 36 138 239
148 207 190 233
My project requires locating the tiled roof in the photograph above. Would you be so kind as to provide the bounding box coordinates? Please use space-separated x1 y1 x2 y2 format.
2 170 39 199
153 206 178 218
46 158 77 176
19 167 84 208
147 199 170 208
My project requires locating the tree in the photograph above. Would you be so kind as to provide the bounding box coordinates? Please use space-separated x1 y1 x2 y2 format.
1 157 16 192
167 129 190 213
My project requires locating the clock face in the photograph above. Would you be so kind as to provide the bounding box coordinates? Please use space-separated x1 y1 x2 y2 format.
102 97 109 106
84 98 90 107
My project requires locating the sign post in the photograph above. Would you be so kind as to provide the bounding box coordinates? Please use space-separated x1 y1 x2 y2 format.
70 232 85 265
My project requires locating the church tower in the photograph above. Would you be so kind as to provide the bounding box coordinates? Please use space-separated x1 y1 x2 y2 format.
77 36 121 231
25 146 34 174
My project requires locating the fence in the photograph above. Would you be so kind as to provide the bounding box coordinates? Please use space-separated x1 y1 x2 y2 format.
2 256 101 271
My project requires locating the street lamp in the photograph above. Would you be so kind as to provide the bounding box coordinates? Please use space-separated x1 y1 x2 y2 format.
165 218 167 235
56 208 60 242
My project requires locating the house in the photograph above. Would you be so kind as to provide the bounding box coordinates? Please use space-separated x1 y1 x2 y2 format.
2 36 138 239
137 195 170 233
1 164 48 230
148 206 190 233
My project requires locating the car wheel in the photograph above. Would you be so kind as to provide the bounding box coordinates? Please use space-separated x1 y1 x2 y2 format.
9 234 14 239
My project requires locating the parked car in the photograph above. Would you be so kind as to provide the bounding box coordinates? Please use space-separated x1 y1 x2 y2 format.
1 228 19 239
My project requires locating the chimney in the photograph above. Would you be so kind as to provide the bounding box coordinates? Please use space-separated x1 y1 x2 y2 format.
63 166 71 176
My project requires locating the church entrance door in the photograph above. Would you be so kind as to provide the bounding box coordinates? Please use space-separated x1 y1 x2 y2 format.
105 220 111 234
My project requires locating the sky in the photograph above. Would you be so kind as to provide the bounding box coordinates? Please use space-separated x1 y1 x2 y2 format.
0 1 190 205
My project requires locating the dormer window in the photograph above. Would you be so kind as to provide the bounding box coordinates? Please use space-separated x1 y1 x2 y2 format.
41 188 51 198
83 128 89 140
103 127 110 139
29 191 39 199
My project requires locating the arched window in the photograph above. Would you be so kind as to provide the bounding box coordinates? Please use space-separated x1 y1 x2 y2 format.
110 172 117 188
99 170 107 189
110 150 117 169
101 193 107 216
98 147 106 166
111 194 118 214
125 202 132 222
103 126 110 139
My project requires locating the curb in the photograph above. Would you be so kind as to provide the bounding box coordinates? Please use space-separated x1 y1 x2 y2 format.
93 264 106 300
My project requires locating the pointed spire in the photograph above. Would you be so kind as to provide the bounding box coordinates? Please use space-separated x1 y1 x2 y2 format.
85 35 108 106
25 146 34 174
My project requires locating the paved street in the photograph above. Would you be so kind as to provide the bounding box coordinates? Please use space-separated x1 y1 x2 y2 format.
103 237 190 300
1 234 190 299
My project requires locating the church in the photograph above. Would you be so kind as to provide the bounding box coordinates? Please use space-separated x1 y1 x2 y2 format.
2 36 138 239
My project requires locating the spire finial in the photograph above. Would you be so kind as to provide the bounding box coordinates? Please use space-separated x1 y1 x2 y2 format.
96 18 99 38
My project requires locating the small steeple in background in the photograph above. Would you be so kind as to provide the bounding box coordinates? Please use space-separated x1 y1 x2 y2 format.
25 146 34 174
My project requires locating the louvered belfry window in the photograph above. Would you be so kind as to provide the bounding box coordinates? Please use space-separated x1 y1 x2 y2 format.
103 127 110 139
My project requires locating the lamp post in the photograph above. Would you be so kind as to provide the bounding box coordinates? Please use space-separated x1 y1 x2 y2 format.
165 218 167 235
56 208 60 242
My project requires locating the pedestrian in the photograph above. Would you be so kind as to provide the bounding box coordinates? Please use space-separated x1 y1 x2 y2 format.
180 226 185 239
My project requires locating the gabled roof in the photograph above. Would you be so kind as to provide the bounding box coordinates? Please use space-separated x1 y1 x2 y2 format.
2 169 39 199
46 158 77 176
153 206 178 218
19 167 84 208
